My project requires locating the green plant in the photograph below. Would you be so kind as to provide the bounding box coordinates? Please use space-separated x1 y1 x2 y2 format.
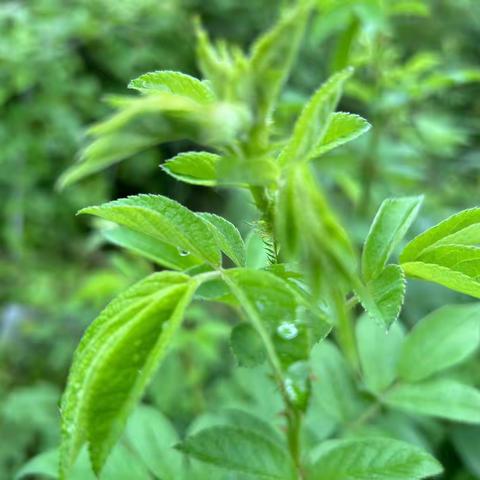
52 2 480 479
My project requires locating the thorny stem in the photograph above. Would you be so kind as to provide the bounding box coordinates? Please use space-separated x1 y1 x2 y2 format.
244 186 305 479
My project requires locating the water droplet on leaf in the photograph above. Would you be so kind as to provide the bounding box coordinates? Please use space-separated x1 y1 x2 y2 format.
277 321 298 340
177 247 190 257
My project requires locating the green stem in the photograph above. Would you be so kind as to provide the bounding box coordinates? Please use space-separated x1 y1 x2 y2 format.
333 289 360 373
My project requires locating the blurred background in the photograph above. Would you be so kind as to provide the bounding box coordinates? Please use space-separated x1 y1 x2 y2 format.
1 0 480 478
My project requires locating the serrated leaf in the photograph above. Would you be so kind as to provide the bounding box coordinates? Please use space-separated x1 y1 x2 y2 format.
356 314 405 394
278 67 354 166
198 212 246 267
128 70 215 103
402 261 480 298
363 196 423 281
355 265 406 329
178 426 295 480
230 323 266 368
313 112 371 158
79 194 222 266
398 303 480 382
59 272 197 478
401 208 480 262
385 379 480 423
250 3 310 125
103 226 202 271
309 437 442 480
161 151 220 186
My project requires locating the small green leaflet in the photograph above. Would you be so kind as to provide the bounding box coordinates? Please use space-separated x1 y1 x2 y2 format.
312 112 371 159
128 70 215 103
60 272 198 478
161 151 220 186
401 208 480 260
356 314 405 394
355 265 406 329
362 196 423 281
308 437 442 480
79 194 222 266
400 208 480 296
278 67 354 166
398 303 480 382
402 246 480 298
103 226 201 271
177 426 295 480
385 379 480 423
198 212 246 267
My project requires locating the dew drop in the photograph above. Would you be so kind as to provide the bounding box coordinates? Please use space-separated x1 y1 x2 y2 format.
277 321 298 340
177 247 190 257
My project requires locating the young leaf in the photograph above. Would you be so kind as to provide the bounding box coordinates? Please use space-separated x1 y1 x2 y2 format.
401 208 480 262
79 194 222 266
161 151 220 186
59 272 197 478
250 2 310 125
385 379 480 423
177 426 295 480
128 70 215 103
312 112 371 158
362 196 423 281
309 437 442 480
355 265 406 329
230 323 266 368
103 226 202 271
398 303 480 382
278 67 354 166
356 314 405 394
198 212 246 267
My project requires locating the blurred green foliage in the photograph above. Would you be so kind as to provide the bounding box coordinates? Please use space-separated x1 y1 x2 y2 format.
1 0 480 479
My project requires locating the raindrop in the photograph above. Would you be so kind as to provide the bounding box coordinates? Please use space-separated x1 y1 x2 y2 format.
177 247 190 257
277 321 298 340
